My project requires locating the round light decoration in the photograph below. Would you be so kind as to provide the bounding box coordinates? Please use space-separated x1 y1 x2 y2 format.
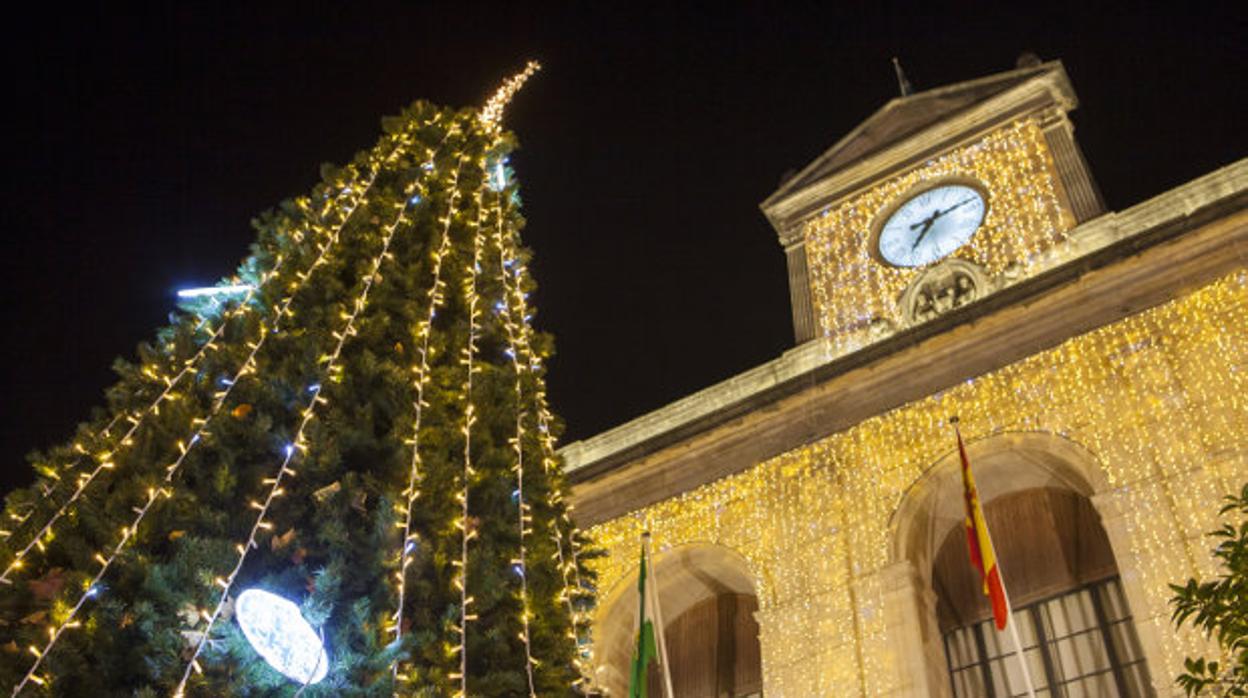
235 588 329 685
876 182 987 267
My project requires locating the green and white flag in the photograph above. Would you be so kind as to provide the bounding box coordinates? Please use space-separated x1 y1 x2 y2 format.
628 543 659 698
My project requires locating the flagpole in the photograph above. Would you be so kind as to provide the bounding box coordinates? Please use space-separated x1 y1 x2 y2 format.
978 507 1037 698
954 419 1037 698
642 532 676 698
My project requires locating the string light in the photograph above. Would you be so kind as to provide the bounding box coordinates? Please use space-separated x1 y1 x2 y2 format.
0 128 414 590
391 150 468 681
447 164 490 698
490 184 538 696
173 133 440 696
479 61 541 132
11 65 582 695
389 63 548 694
493 203 594 687
804 119 1072 355
585 271 1247 695
9 487 166 696
9 121 434 697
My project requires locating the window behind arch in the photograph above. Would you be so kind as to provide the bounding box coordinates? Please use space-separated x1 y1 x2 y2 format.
944 577 1152 696
933 487 1155 697
645 592 762 698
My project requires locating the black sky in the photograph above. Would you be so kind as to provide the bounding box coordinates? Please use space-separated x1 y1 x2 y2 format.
1 2 1243 492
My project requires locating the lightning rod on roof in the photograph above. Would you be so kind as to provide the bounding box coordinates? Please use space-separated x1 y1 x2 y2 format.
892 56 914 97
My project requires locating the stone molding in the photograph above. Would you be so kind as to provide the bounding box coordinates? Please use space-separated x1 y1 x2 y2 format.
564 161 1248 524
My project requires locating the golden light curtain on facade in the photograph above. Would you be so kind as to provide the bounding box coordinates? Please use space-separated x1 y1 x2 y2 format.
588 271 1248 695
804 118 1073 348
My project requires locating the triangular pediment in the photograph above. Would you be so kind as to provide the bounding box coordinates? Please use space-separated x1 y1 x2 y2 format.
763 61 1069 223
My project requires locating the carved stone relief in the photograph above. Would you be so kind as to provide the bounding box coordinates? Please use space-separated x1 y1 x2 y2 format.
898 258 993 327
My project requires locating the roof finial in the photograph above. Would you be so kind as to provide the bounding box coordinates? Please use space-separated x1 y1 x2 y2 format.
892 56 914 97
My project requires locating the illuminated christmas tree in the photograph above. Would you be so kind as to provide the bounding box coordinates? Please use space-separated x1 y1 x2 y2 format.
0 63 596 697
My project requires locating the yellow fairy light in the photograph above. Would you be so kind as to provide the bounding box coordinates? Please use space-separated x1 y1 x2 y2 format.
586 271 1248 695
493 191 594 685
480 61 541 131
489 182 539 696
172 131 443 697
449 168 490 697
8 118 446 698
392 146 468 682
0 120 421 591
804 119 1072 351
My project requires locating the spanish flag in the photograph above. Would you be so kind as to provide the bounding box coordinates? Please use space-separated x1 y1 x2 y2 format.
958 427 1010 630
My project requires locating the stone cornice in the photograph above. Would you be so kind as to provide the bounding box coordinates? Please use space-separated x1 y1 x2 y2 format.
762 64 1077 245
563 159 1248 525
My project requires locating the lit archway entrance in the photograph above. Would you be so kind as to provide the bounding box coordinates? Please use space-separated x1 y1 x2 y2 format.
592 543 763 697
889 432 1157 697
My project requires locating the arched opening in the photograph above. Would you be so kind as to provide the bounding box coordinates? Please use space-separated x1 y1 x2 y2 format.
935 488 1152 696
592 543 763 697
890 432 1156 698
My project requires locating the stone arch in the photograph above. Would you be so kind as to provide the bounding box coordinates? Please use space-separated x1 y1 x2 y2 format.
888 430 1109 574
881 430 1159 697
591 542 761 696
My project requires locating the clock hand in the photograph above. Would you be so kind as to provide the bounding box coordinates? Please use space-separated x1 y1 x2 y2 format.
911 217 936 250
910 210 940 231
938 197 977 217
908 197 977 230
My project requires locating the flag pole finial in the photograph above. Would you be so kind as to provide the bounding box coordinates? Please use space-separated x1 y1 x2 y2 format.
949 415 960 425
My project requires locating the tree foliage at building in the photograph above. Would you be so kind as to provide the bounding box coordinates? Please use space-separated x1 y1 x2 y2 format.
0 82 596 696
1171 483 1248 696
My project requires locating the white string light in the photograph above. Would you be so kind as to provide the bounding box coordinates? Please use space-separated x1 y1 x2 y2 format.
447 170 489 698
173 138 439 696
7 127 430 697
479 61 541 132
0 134 409 590
390 152 466 683
494 204 593 687
489 188 538 696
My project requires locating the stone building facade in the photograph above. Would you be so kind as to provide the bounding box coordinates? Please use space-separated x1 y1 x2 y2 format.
563 60 1247 697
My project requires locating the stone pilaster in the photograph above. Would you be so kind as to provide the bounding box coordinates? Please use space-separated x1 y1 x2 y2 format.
785 239 817 344
1091 487 1178 696
1040 111 1106 223
878 561 949 697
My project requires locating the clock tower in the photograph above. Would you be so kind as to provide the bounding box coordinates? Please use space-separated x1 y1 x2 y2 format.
568 56 1246 698
761 58 1104 345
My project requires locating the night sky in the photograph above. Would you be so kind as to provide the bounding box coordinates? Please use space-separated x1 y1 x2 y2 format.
1 3 1243 493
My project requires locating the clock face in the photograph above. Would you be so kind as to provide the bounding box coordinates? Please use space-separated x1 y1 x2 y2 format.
876 184 987 267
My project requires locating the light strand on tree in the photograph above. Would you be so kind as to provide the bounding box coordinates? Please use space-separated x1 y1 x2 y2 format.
479 61 541 133
0 411 119 531
448 170 488 698
494 208 592 687
172 145 439 697
6 127 428 698
9 487 165 696
0 133 407 590
488 181 538 697
389 149 466 681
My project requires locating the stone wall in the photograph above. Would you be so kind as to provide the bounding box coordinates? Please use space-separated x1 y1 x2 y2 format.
586 271 1248 696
